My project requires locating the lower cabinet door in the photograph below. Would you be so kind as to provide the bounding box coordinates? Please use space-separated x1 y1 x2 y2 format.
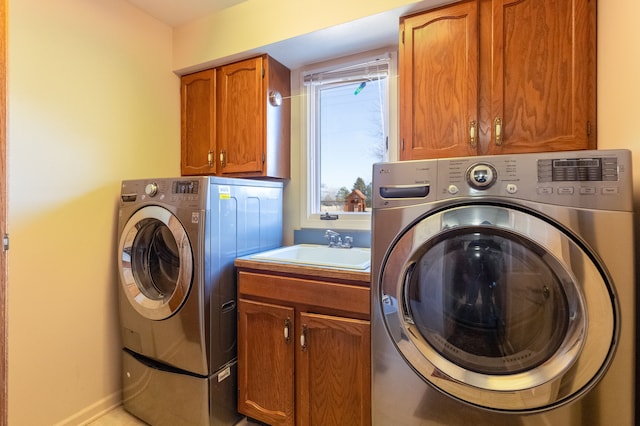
297 312 371 426
238 299 295 426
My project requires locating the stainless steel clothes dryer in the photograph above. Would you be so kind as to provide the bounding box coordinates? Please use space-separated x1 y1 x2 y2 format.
117 177 283 426
371 150 634 425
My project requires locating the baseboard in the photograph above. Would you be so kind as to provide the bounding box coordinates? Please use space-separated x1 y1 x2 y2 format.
53 390 123 426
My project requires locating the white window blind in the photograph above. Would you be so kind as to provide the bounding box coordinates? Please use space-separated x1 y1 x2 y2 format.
303 56 391 86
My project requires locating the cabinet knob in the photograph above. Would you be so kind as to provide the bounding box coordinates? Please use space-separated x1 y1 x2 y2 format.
269 90 283 107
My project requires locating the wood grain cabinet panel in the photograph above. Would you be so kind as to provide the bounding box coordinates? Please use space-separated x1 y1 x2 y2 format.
237 269 371 426
399 1 479 160
400 0 596 160
217 57 264 175
296 312 371 426
238 299 295 426
180 69 216 175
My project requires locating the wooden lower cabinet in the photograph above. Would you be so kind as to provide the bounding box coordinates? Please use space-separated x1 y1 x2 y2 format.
237 270 371 426
297 312 370 426
238 299 295 426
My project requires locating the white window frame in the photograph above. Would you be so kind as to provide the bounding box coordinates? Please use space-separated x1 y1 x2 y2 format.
297 48 398 231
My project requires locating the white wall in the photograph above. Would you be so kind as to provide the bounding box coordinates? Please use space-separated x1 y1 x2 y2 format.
8 0 179 424
598 0 640 210
171 0 440 73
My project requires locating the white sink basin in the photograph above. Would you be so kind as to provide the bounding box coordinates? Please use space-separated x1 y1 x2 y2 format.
251 244 371 270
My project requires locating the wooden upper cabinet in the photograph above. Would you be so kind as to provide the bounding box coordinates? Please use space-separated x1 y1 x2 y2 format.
400 0 596 160
217 55 291 178
484 0 596 155
181 69 216 175
217 57 264 175
399 1 479 160
181 55 291 178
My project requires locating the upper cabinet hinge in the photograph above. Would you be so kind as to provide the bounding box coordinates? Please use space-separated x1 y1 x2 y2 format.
2 234 8 251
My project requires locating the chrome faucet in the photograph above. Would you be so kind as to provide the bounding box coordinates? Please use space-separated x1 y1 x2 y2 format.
324 230 353 248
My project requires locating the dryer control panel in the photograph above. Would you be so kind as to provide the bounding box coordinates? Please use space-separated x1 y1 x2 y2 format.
373 149 633 212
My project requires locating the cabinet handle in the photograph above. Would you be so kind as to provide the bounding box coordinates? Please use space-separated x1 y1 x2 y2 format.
219 150 226 167
207 150 213 168
469 120 477 148
300 325 308 351
284 318 291 343
494 117 503 146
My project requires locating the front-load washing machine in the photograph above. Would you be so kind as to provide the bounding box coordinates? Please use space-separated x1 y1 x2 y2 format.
117 176 283 426
371 149 634 425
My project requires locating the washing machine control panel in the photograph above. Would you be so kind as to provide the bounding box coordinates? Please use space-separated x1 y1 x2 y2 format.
121 178 206 208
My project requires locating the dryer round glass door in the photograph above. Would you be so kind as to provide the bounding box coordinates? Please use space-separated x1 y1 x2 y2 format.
118 205 193 320
378 203 617 412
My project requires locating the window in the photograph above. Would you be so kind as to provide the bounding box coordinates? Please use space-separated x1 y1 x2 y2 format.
300 51 396 229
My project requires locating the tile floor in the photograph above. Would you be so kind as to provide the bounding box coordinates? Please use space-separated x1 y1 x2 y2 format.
88 406 254 426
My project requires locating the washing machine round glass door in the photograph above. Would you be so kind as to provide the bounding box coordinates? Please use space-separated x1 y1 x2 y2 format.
379 203 617 412
118 205 193 320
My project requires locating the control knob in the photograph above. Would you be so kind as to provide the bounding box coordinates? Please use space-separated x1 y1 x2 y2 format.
145 182 159 197
467 163 497 190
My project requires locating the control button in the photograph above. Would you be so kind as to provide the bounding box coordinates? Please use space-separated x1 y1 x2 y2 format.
448 185 459 195
602 187 619 195
537 187 553 195
506 184 518 194
557 187 575 195
579 187 596 195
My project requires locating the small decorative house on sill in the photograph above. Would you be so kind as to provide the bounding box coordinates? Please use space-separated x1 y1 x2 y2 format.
345 189 367 212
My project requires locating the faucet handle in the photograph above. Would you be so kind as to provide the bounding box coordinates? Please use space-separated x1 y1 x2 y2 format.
344 236 353 248
324 229 340 247
324 229 339 239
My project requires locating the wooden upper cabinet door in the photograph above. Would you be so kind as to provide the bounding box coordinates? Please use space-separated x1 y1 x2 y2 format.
484 0 596 154
181 69 216 175
296 312 371 426
217 56 265 175
399 1 479 160
237 299 295 426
